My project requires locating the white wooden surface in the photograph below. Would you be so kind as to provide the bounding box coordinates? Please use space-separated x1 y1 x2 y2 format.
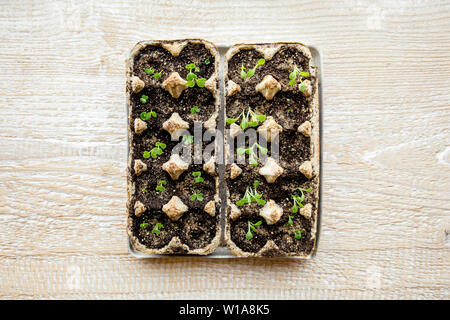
0 0 449 299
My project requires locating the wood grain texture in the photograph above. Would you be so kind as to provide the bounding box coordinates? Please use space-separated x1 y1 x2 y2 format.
0 0 449 299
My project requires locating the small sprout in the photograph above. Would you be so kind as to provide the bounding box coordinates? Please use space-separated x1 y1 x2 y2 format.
287 191 309 239
141 187 148 193
204 58 210 65
287 215 294 227
150 141 167 158
241 59 265 79
140 110 157 120
140 222 149 228
240 64 247 79
286 108 293 115
237 142 268 166
152 222 164 235
290 148 296 152
190 106 200 114
226 107 266 131
190 189 204 202
293 228 306 240
140 95 148 104
144 66 162 79
153 71 162 80
155 180 166 192
236 180 266 206
144 68 155 75
182 135 194 145
291 187 312 213
246 220 262 240
185 63 206 88
192 171 204 183
288 65 310 90
143 151 150 159
196 78 206 87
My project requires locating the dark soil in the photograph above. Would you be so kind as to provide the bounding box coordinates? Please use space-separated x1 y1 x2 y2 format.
226 45 318 256
132 207 219 250
133 43 215 87
128 41 218 252
131 86 216 124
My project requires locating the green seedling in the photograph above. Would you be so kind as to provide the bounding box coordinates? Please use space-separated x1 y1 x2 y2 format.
226 107 266 131
236 180 266 206
140 110 157 120
185 63 206 88
288 65 310 91
204 58 210 65
182 135 194 145
291 187 312 213
286 214 307 240
287 188 311 240
155 180 166 192
237 142 268 166
141 187 148 193
190 106 200 114
287 215 294 227
144 68 154 75
246 220 262 240
293 228 306 240
190 189 204 202
150 142 167 158
153 71 162 79
144 142 167 159
140 94 148 104
286 216 307 240
140 222 149 228
145 67 162 80
241 59 265 79
192 171 204 184
152 223 164 235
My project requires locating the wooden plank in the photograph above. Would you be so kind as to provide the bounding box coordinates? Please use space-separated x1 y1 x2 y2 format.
0 0 448 299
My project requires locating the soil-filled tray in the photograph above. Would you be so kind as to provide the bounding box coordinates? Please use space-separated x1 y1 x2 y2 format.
126 39 221 255
224 43 320 258
126 41 322 258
